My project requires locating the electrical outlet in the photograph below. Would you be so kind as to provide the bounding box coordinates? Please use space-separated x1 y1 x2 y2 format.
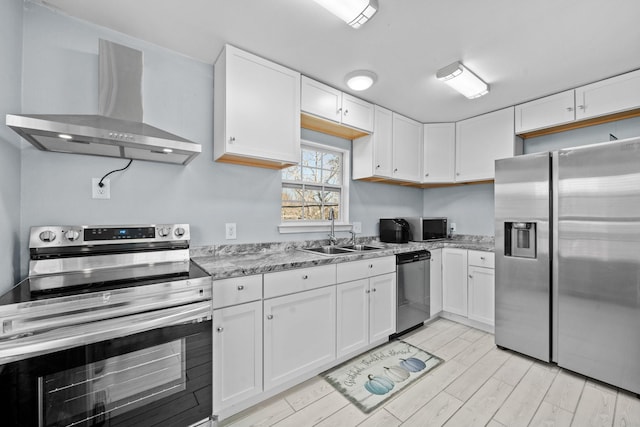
92 178 110 199
352 222 362 233
225 223 237 240
450 222 457 232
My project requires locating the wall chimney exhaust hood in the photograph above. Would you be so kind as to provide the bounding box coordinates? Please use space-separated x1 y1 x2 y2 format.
6 40 201 165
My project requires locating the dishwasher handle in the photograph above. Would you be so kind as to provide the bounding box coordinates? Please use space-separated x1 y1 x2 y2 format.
396 250 431 264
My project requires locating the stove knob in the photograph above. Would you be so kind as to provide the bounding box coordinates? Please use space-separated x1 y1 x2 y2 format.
174 227 186 237
158 226 171 237
39 230 57 243
65 230 80 241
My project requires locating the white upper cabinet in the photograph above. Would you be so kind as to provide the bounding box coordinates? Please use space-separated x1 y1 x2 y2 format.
455 107 521 182
353 105 393 179
214 44 301 168
301 77 341 123
515 69 640 135
423 123 456 183
392 113 423 182
575 68 640 120
341 93 375 131
515 90 576 134
353 107 422 183
301 76 374 132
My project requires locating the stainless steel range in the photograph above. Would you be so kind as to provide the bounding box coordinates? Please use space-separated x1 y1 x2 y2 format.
0 224 213 427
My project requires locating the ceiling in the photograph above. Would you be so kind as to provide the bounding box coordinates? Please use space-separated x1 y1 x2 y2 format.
34 0 640 123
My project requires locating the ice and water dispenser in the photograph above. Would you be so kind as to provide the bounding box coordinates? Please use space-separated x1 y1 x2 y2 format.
505 222 537 259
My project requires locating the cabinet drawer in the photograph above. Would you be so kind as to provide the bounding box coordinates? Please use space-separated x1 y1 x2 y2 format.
468 250 495 268
336 256 396 283
264 264 336 299
213 275 263 309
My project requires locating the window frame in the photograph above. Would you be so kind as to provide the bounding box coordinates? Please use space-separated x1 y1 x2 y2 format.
278 140 351 234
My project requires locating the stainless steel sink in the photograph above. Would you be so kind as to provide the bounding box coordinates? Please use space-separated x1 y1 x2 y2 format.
298 246 353 256
339 244 383 251
298 244 383 256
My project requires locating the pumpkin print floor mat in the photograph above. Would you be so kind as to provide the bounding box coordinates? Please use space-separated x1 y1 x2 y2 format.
322 340 443 413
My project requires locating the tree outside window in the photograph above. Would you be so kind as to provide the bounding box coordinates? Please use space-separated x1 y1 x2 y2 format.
281 144 345 222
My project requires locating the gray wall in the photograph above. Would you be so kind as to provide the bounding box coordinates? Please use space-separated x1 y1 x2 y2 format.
423 183 495 236
524 116 640 154
0 0 24 294
16 4 422 276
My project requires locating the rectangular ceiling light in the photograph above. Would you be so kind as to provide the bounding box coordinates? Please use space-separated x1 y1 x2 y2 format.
436 61 489 99
312 0 378 28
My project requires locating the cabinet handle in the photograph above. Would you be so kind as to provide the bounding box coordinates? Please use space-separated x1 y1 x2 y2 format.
456 172 460 176
237 285 244 290
469 275 473 278
376 164 381 169
337 107 342 115
566 107 574 112
372 288 377 292
217 327 224 332
229 136 236 143
266 314 274 320
368 264 373 269
578 105 585 110
480 256 485 260
366 289 370 294
302 274 308 280
394 168 398 173
344 109 349 116
425 173 429 177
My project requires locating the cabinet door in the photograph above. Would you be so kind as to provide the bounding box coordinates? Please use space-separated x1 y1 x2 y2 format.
372 105 394 178
423 123 456 183
341 93 374 132
468 266 495 326
263 286 336 390
455 107 517 182
301 76 341 123
213 301 263 411
575 69 640 120
392 113 423 182
221 45 301 163
515 90 576 134
336 279 369 358
442 248 468 316
369 273 396 343
429 249 443 315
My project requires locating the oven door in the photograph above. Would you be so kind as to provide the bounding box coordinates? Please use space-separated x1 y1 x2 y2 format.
0 303 212 427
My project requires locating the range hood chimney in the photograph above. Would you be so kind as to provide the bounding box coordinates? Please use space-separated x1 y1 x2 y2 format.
6 40 201 165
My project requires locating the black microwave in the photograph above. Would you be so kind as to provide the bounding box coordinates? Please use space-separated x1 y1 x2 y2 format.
405 217 448 241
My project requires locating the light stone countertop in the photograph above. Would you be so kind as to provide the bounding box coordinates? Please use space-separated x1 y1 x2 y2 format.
191 236 494 280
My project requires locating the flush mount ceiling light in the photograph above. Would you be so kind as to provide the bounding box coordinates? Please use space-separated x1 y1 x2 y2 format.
312 0 378 29
345 70 377 91
436 61 489 99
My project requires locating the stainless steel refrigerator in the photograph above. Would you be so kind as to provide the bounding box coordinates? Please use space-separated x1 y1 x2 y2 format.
495 136 640 395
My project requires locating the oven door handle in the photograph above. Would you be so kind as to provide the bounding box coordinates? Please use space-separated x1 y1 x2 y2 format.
0 301 211 365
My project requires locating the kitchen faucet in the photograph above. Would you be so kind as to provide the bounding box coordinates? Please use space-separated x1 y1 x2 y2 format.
328 208 337 246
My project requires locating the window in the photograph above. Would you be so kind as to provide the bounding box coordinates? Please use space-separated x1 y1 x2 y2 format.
280 141 349 231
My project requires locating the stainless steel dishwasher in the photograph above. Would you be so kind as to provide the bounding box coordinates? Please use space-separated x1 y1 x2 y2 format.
395 249 431 336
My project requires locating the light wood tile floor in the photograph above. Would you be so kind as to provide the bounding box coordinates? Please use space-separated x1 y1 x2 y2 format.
221 318 640 427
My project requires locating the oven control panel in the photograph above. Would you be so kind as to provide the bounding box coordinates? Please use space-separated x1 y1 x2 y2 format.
29 224 190 248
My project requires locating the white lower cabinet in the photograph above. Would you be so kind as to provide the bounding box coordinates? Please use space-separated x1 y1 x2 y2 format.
442 248 495 327
368 273 396 342
467 265 495 325
429 248 443 315
263 286 336 390
442 248 468 316
336 273 396 358
213 301 263 412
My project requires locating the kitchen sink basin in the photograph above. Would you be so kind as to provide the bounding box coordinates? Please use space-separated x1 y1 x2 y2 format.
338 244 383 251
298 244 383 256
299 246 353 256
